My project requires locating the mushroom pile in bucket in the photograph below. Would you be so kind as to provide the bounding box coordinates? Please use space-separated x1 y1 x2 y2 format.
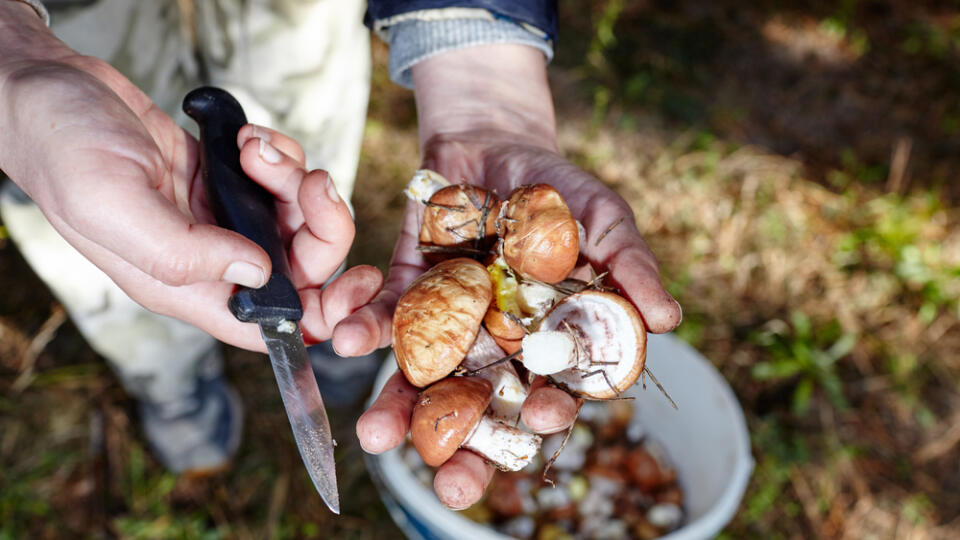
400 400 686 539
394 170 660 478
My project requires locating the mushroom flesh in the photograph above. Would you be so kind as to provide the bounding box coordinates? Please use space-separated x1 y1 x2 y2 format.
521 290 647 399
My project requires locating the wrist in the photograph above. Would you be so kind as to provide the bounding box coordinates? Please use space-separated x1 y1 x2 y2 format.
412 44 557 152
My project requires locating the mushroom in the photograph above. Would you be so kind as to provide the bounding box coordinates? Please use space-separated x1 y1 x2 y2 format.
520 290 647 399
420 184 500 249
483 307 525 354
411 377 542 471
483 257 569 353
461 327 528 422
393 258 493 387
404 169 451 202
499 184 579 284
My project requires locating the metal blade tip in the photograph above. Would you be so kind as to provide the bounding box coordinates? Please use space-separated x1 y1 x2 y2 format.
323 494 341 515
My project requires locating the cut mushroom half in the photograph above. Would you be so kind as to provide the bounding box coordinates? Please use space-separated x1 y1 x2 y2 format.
523 290 647 399
411 377 542 471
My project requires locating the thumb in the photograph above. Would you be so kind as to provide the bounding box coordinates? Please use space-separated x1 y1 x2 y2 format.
60 182 272 288
142 222 272 288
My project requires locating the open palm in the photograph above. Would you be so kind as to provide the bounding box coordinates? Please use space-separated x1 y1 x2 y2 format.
350 128 681 508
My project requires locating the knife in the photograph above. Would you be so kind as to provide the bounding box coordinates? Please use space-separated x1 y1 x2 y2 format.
182 86 340 514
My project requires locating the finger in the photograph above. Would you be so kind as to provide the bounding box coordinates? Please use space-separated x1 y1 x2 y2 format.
356 371 418 454
287 169 355 287
300 265 382 344
333 200 429 355
237 124 306 166
329 274 406 357
572 192 681 333
606 245 682 333
330 293 393 357
238 137 307 232
433 450 495 510
521 377 581 434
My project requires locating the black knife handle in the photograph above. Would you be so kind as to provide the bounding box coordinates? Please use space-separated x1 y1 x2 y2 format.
183 86 302 323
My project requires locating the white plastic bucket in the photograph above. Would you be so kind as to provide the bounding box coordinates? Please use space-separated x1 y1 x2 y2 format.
365 333 754 540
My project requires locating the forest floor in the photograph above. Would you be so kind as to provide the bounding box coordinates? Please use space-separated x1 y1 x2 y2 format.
3 1 959 538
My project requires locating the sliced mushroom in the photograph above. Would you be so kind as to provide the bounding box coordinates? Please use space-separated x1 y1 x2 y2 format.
393 258 493 387
521 290 647 399
500 184 579 284
411 377 542 471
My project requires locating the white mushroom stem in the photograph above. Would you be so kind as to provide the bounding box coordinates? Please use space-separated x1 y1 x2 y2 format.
404 169 451 202
520 330 580 375
463 415 542 471
463 329 527 422
517 280 565 321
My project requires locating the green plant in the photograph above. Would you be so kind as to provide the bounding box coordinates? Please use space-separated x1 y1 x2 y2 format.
744 418 809 527
833 192 960 319
585 0 624 126
750 312 857 415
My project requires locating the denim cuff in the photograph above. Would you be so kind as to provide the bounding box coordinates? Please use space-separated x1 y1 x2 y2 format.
384 17 553 89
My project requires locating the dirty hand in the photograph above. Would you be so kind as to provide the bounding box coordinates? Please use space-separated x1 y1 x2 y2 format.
0 5 380 351
346 44 682 508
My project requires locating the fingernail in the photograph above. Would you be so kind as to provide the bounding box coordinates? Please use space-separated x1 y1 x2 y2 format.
259 138 282 164
222 261 266 288
326 174 341 203
674 298 683 325
251 125 271 143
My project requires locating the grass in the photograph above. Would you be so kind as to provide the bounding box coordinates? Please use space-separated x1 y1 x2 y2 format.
3 0 960 538
749 312 856 415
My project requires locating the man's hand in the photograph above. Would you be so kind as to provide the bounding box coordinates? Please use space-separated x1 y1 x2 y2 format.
0 5 380 351
346 44 681 508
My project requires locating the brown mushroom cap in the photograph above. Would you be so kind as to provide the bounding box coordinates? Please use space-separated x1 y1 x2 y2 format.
420 184 501 247
491 336 523 356
626 447 670 491
540 290 647 399
393 258 494 387
483 306 525 355
501 184 579 284
411 377 493 467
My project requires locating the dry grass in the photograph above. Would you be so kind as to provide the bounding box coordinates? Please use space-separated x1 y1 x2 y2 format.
565 121 960 538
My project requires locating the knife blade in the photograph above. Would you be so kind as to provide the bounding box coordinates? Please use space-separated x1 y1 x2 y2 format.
182 86 340 514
